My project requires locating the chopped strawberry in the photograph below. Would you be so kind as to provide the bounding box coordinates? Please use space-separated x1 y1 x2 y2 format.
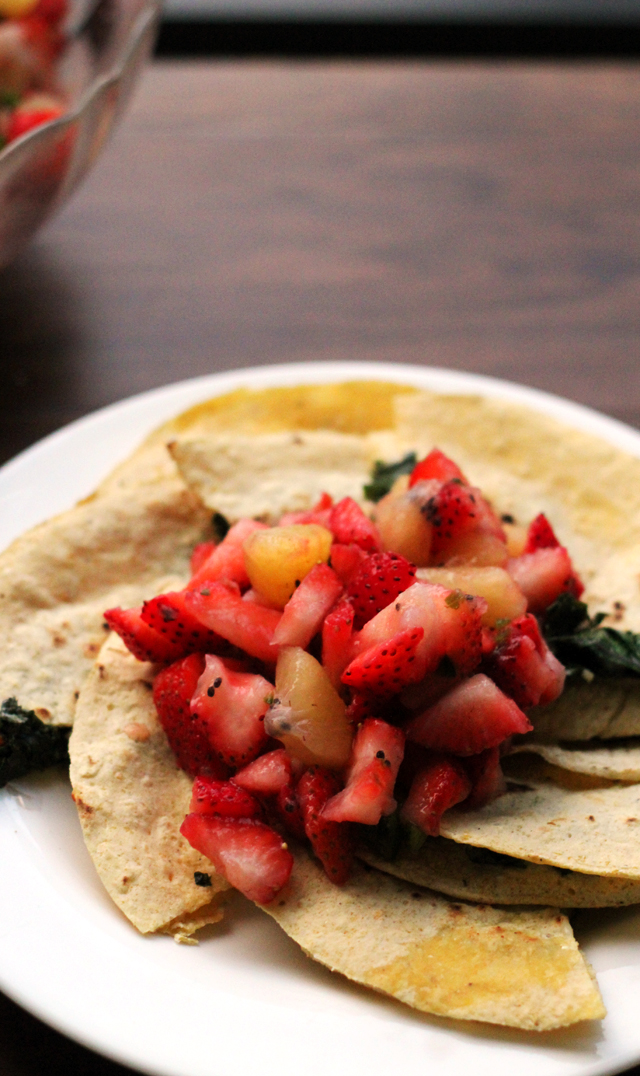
400 754 472 836
190 776 262 818
190 540 217 575
233 749 292 796
188 518 267 591
346 551 417 630
405 673 532 756
321 598 355 688
328 497 382 554
297 766 353 884
463 747 506 810
507 547 584 614
104 606 182 664
330 542 368 586
409 448 467 487
273 563 343 649
341 626 425 696
321 718 405 825
345 690 381 725
422 480 507 566
484 613 566 708
141 591 224 654
184 582 281 664
276 781 307 839
524 513 560 552
153 654 224 777
279 492 334 528
190 654 272 767
180 813 293 904
6 101 63 142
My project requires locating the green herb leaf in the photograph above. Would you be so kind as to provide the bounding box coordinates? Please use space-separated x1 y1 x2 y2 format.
542 594 640 678
363 453 417 503
0 90 20 109
0 698 70 788
357 811 403 860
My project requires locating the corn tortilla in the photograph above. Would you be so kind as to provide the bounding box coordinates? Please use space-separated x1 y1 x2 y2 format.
511 738 640 782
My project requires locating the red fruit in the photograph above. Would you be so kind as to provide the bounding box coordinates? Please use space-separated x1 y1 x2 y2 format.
184 582 281 664
190 777 262 818
6 103 63 143
524 513 560 552
279 491 333 528
346 551 417 630
321 719 405 825
273 563 343 649
180 813 293 904
31 0 68 23
153 654 223 777
141 591 224 654
401 755 472 836
484 613 566 708
190 654 272 767
463 747 506 810
422 480 506 564
405 673 532 756
297 766 353 885
276 781 306 840
508 547 584 614
104 606 182 664
330 542 367 586
409 449 467 487
188 518 267 590
321 598 355 688
345 690 380 724
190 540 217 575
342 626 425 696
328 497 382 554
233 749 292 796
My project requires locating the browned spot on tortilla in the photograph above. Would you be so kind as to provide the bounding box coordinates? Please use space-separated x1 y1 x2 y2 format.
71 793 94 816
34 707 51 722
83 641 101 658
123 722 151 743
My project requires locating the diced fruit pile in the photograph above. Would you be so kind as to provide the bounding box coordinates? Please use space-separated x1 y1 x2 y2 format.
105 449 583 905
0 0 67 151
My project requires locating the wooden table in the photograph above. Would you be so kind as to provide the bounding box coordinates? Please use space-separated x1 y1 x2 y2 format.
1 57 640 1074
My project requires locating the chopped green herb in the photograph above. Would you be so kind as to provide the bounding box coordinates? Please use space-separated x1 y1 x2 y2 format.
211 512 230 543
0 90 20 109
357 811 403 861
194 871 212 887
363 453 417 503
0 698 70 788
542 594 640 678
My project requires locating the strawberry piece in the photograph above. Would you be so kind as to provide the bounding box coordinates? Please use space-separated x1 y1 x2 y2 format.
184 582 281 664
190 654 272 767
409 449 467 487
346 551 417 630
31 0 68 23
6 102 63 142
508 547 584 614
463 747 506 810
484 613 566 708
345 690 380 725
321 718 405 825
188 518 267 591
405 673 532 756
401 754 472 836
297 766 353 885
422 480 506 565
276 781 306 839
273 563 343 649
342 626 424 696
153 653 224 777
328 497 382 554
190 540 217 575
180 813 293 904
104 606 182 664
141 591 224 654
321 598 355 688
330 542 368 586
279 492 334 528
524 513 560 552
233 749 292 796
190 777 262 818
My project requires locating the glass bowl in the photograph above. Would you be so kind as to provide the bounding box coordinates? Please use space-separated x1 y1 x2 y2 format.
0 0 159 266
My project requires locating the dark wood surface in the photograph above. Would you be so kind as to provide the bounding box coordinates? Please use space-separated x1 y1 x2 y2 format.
1 57 640 1074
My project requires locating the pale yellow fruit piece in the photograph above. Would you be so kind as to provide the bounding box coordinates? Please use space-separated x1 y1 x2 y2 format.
0 0 38 16
417 566 527 627
504 522 528 557
374 486 432 566
243 524 333 609
264 647 353 769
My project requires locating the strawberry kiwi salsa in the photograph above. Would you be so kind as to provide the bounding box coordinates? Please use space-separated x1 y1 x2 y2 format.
104 447 583 906
0 0 67 150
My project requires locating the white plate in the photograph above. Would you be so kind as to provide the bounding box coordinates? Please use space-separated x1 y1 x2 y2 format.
2 361 640 1076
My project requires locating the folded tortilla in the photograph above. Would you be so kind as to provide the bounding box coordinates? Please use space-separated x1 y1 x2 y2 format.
511 738 640 782
265 851 604 1030
357 837 640 907
526 677 640 742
